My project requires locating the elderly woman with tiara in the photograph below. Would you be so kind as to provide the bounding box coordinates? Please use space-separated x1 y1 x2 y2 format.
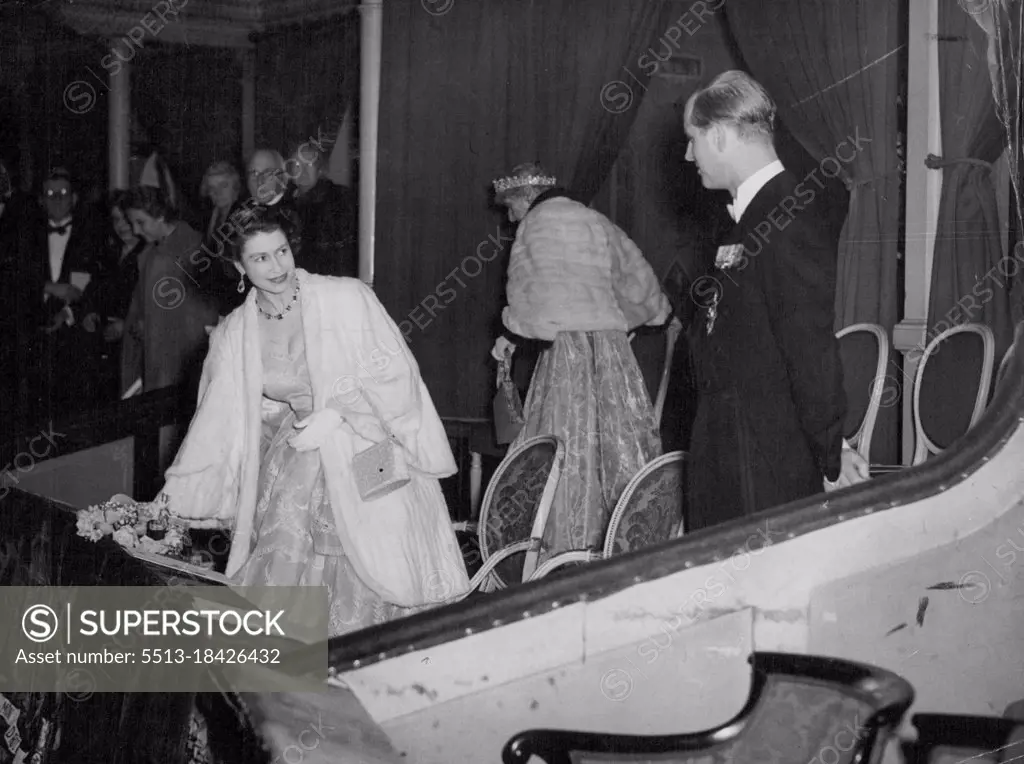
491 162 672 560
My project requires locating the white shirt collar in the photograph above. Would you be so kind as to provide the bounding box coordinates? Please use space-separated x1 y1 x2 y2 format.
48 216 72 232
726 160 785 222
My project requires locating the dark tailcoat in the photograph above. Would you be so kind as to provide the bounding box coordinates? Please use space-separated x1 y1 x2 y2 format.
686 170 847 530
14 211 102 330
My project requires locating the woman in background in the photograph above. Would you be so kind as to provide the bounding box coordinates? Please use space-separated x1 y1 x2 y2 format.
122 185 219 396
81 190 147 397
198 160 247 314
491 162 671 560
157 205 468 635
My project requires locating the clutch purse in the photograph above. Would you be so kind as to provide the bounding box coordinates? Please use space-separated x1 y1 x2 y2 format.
352 391 411 501
493 354 525 445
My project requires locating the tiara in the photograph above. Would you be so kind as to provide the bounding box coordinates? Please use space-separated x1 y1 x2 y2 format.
492 174 557 193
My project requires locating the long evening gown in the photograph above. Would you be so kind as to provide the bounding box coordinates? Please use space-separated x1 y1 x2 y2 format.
233 332 419 636
511 329 662 561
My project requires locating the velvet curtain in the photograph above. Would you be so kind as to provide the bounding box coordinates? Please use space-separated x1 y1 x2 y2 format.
926 0 1011 361
724 0 902 463
132 45 242 216
375 0 667 418
254 12 359 164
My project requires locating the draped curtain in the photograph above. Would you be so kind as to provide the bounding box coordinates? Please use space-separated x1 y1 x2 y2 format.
254 12 359 164
724 0 902 463
968 0 1024 326
133 45 242 218
926 0 1011 361
375 0 668 418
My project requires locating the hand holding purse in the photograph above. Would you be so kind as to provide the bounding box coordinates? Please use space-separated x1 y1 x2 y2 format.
350 390 411 501
492 352 525 445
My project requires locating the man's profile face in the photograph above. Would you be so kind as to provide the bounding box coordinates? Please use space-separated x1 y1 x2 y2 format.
247 151 285 203
42 179 75 222
685 120 733 192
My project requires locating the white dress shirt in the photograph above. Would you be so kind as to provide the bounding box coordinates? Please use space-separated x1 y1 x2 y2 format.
726 160 785 222
48 216 72 283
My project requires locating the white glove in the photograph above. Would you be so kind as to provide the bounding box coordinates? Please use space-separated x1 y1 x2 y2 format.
491 336 516 362
289 409 343 452
823 441 870 492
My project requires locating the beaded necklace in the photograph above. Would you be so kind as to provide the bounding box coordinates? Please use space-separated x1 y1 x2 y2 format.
256 276 300 320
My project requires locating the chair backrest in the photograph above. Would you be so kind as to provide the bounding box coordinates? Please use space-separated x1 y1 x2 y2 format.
653 317 684 430
502 651 915 764
910 713 1024 764
478 435 564 587
602 451 687 558
913 323 995 466
836 323 890 462
995 343 1015 392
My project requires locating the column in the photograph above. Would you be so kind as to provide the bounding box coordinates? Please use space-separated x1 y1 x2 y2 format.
359 0 383 287
108 46 130 190
892 0 942 465
16 41 34 192
240 49 256 162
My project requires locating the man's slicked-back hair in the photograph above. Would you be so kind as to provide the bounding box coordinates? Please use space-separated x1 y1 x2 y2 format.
684 70 776 141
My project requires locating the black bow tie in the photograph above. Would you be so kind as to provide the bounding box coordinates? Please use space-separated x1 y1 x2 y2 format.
48 223 70 236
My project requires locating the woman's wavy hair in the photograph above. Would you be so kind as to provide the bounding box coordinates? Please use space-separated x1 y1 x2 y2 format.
106 189 135 244
125 185 178 223
228 203 303 263
200 160 242 201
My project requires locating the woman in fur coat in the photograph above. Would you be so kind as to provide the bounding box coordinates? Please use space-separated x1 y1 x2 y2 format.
491 162 671 561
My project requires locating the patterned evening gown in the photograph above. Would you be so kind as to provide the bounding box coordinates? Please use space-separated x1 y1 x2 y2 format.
233 333 419 636
511 329 662 561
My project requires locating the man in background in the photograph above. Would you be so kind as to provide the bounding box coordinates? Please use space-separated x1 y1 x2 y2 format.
245 148 292 208
14 167 103 409
287 139 357 277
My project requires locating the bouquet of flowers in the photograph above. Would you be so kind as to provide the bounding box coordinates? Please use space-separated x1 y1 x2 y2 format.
76 493 188 558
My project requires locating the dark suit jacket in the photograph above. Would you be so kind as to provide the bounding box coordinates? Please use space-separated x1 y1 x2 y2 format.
293 178 357 277
14 211 102 331
686 170 847 530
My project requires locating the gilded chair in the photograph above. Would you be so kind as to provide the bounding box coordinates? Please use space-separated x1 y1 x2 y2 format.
527 451 687 580
461 435 565 594
995 343 1015 391
907 713 1024 764
629 316 684 431
654 317 684 431
836 323 890 464
912 324 995 466
503 651 915 764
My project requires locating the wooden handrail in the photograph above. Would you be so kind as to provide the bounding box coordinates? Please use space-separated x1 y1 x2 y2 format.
0 386 490 508
0 386 187 501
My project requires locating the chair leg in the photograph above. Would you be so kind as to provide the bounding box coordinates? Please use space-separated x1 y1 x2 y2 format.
470 451 483 520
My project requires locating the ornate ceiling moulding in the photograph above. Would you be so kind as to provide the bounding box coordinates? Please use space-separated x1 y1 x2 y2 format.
54 0 257 47
259 0 358 27
51 0 359 46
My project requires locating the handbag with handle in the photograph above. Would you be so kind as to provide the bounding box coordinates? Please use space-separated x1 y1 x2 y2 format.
493 353 525 445
351 390 411 501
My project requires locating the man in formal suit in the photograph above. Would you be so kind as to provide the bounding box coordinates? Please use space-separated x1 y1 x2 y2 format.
681 71 869 531
14 167 103 407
